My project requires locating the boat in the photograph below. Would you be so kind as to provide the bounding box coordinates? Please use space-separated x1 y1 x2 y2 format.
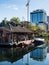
34 38 44 41
33 38 45 46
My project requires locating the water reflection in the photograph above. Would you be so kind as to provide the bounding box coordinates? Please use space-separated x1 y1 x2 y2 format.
47 45 49 53
30 45 47 61
0 47 34 63
0 44 48 65
0 47 23 63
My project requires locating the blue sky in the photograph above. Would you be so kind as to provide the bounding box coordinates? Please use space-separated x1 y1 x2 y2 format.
0 0 49 22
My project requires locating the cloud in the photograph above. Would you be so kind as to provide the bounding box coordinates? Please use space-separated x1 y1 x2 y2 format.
1 4 18 11
6 4 18 10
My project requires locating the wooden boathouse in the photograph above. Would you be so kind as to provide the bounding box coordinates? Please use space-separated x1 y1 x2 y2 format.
0 26 33 46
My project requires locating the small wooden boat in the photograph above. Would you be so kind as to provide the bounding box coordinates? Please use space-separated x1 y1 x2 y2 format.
34 38 44 41
33 38 45 46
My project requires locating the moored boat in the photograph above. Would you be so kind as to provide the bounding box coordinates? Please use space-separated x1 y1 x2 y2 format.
33 38 45 46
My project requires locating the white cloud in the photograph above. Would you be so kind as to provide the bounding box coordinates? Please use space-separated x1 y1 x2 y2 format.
6 4 18 10
1 4 18 11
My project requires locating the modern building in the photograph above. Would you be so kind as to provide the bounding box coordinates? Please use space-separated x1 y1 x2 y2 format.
30 9 47 24
47 16 49 23
30 46 47 61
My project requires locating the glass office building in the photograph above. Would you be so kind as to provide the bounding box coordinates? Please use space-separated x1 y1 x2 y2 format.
30 9 47 24
30 46 47 61
47 16 49 23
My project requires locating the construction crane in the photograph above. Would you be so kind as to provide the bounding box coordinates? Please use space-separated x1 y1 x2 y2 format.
26 0 30 21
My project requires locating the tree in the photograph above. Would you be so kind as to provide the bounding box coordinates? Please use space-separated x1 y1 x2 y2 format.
10 17 20 23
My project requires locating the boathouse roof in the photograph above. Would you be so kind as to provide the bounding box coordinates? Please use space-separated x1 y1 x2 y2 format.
11 26 32 33
0 26 32 34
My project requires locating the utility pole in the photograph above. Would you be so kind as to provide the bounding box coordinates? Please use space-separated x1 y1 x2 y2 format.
26 0 30 21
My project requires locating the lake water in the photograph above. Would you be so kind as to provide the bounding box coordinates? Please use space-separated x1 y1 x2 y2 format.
0 44 49 65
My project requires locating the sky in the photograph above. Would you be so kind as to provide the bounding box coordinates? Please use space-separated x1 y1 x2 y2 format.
0 0 49 22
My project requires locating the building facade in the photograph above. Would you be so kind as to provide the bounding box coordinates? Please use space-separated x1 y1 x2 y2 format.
47 16 49 23
0 26 32 45
30 46 47 61
30 9 47 24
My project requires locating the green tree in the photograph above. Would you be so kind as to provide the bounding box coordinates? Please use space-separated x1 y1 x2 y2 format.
0 18 9 26
10 17 20 23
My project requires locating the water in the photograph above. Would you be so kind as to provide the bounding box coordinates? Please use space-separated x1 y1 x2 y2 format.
0 44 49 65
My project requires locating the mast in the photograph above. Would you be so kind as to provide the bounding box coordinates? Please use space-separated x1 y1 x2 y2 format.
26 0 30 21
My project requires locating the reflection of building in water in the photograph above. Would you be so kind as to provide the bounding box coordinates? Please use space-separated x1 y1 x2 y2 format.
0 46 34 63
0 48 23 63
30 46 47 61
47 46 49 53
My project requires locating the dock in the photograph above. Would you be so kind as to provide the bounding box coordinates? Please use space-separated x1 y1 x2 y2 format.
0 38 46 50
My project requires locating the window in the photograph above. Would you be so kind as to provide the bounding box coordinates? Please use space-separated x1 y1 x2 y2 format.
40 13 43 22
33 13 37 23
